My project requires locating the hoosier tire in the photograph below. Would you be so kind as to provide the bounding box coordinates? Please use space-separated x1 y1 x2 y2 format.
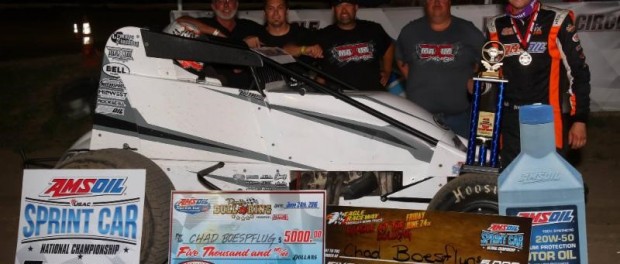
427 173 498 214
55 148 173 264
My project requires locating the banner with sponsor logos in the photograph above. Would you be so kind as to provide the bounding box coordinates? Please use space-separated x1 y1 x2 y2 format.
325 206 531 264
15 169 146 264
170 191 326 264
172 1 620 111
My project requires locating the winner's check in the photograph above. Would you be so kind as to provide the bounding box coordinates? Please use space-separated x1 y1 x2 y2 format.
169 191 326 264
326 206 532 264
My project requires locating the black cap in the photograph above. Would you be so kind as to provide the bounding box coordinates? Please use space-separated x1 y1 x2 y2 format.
331 0 358 6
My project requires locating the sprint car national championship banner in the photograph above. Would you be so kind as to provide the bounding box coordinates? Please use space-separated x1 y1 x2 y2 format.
15 169 146 264
325 206 532 264
170 191 326 264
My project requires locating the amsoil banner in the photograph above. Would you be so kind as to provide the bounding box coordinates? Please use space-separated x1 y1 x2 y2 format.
15 169 146 264
172 1 620 111
326 206 532 264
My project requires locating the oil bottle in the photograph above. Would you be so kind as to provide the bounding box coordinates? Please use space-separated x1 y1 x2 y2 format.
499 104 587 264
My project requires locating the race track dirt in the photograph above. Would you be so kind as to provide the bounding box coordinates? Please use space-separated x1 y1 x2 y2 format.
0 54 618 263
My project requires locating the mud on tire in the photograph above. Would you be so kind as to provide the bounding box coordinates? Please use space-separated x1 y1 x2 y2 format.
427 173 498 214
56 148 173 264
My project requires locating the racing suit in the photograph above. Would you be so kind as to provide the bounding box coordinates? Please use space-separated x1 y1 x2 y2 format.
487 3 591 167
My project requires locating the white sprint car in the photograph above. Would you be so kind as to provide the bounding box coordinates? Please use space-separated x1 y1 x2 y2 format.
57 26 498 264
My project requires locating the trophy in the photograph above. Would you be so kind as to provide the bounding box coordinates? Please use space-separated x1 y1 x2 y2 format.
480 41 505 79
463 41 509 174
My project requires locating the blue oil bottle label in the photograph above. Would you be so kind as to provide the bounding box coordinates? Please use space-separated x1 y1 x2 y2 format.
507 205 580 264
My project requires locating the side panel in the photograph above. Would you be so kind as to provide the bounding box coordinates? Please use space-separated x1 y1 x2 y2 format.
120 74 270 162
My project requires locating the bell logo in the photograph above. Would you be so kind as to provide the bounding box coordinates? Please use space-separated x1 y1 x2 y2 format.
103 63 130 77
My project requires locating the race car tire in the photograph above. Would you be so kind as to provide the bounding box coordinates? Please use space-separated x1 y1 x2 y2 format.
55 148 173 264
427 173 498 214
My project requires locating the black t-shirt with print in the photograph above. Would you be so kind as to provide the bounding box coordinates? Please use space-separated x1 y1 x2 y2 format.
317 20 392 91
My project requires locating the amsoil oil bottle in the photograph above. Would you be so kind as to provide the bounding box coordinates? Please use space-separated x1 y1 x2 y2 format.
499 104 587 264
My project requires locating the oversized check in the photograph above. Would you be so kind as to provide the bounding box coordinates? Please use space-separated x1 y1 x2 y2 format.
326 206 532 264
170 191 326 264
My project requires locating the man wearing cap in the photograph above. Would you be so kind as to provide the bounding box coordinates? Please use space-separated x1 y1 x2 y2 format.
316 0 394 91
396 0 484 138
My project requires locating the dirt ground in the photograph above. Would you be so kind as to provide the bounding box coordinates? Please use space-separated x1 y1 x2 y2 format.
0 54 618 263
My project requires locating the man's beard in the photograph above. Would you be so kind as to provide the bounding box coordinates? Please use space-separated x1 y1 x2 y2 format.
215 9 237 20
337 14 355 27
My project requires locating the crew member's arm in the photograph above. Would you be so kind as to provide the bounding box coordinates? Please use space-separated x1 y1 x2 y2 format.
283 44 323 58
395 26 410 79
246 19 268 48
289 26 323 58
381 42 395 86
244 36 262 48
175 16 226 37
559 11 591 149
396 60 409 79
467 64 479 94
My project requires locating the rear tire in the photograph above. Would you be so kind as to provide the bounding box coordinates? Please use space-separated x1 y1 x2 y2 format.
56 148 173 264
427 173 498 214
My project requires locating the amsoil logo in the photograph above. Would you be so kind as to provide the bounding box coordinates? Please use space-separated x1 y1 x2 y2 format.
103 63 130 77
518 171 560 184
488 223 520 232
517 210 574 226
40 178 127 198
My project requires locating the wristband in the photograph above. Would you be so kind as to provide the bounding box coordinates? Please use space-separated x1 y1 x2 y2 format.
300 46 307 55
212 29 220 36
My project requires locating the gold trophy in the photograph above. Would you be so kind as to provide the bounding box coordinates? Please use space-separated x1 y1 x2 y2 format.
480 41 505 79
463 41 508 172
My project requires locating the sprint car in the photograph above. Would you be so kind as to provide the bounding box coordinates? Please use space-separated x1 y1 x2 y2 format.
56 26 498 263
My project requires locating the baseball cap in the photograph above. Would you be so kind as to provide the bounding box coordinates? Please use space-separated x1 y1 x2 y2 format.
331 0 358 6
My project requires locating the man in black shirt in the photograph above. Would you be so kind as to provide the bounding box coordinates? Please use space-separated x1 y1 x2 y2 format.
175 0 264 48
260 0 323 59
174 0 265 87
317 0 394 91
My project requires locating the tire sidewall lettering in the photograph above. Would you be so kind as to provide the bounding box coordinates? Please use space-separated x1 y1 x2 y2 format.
452 184 497 204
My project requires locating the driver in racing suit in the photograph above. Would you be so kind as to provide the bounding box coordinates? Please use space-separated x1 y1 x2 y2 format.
486 0 591 168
